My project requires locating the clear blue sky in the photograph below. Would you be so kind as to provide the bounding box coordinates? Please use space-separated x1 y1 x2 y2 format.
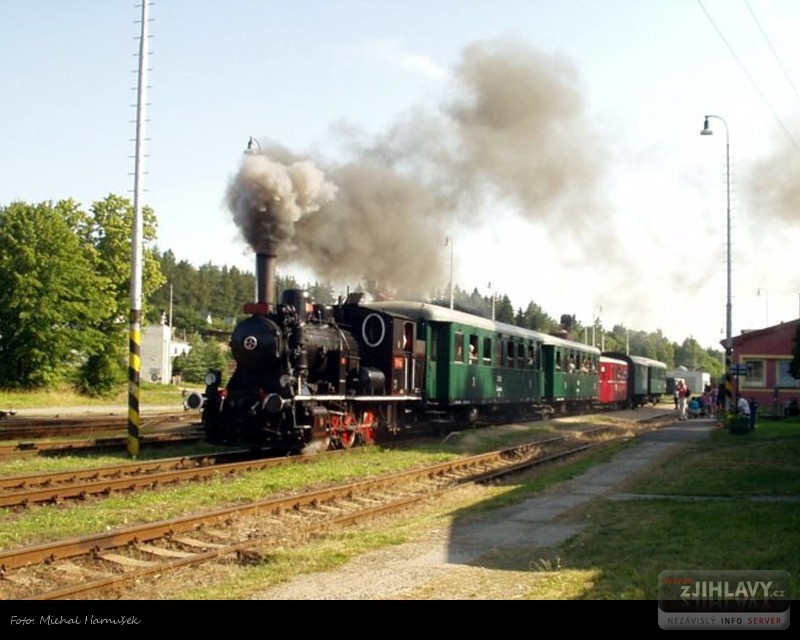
2 1 799 350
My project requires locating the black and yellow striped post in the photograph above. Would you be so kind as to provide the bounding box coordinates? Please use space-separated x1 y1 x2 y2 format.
127 310 142 458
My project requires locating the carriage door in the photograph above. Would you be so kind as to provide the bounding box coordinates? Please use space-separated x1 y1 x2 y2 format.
393 321 416 394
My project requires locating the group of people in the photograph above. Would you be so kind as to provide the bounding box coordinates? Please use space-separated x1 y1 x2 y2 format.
673 380 720 421
673 378 757 423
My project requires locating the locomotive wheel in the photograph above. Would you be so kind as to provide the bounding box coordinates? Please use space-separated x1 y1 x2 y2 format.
361 426 375 445
338 429 356 449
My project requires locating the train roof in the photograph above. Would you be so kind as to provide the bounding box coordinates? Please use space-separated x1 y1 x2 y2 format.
359 300 600 354
599 354 628 365
602 351 667 369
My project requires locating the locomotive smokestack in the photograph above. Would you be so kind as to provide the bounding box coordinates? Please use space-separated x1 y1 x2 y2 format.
244 252 277 314
256 252 277 306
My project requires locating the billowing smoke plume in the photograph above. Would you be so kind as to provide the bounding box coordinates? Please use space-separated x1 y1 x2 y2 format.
744 130 800 225
226 154 338 256
226 39 612 298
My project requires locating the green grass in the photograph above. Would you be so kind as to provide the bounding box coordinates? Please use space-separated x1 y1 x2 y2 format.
521 419 800 599
0 382 197 410
0 441 239 477
0 446 458 549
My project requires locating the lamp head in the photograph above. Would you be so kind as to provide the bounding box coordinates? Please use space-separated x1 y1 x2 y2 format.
245 136 261 154
700 116 713 136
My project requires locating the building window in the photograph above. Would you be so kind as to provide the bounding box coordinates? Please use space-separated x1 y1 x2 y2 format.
742 359 765 388
776 360 800 388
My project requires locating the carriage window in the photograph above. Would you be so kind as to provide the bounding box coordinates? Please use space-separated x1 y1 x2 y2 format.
527 344 536 368
506 340 515 368
567 353 576 373
454 332 465 363
468 334 479 363
482 337 492 363
555 352 562 371
517 343 525 365
429 331 437 362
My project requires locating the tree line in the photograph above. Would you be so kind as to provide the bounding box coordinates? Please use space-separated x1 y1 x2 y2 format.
1 196 737 394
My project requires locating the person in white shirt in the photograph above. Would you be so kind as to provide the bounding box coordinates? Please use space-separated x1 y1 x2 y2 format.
737 396 750 416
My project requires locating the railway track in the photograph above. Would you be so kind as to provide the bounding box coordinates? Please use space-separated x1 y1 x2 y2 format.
0 429 204 459
0 412 204 459
0 448 348 508
0 424 628 599
0 411 196 440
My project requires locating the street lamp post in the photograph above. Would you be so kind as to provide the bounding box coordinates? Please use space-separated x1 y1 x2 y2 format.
592 305 602 348
700 115 732 374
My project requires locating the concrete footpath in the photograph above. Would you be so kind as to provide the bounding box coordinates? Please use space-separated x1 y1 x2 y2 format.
445 419 718 558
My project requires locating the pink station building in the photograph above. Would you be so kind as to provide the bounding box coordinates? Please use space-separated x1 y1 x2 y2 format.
730 318 800 416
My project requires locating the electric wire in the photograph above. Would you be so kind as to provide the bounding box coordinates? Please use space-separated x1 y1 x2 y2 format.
697 0 800 154
744 0 800 107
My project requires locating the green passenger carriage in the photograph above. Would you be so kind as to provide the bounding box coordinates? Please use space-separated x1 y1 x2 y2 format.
361 301 600 423
540 334 601 412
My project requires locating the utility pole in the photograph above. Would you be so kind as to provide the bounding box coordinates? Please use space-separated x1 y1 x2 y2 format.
127 1 151 458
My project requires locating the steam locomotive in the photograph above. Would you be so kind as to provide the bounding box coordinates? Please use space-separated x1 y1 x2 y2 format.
188 253 667 452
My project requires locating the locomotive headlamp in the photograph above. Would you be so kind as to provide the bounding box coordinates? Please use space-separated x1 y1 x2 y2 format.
204 371 218 386
184 391 204 411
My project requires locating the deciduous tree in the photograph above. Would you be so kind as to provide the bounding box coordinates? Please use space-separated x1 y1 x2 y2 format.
0 201 112 388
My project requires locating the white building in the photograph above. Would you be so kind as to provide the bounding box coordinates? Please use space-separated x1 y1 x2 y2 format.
141 320 191 384
666 366 711 396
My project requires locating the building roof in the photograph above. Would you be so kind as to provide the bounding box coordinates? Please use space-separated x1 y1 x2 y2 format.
731 318 800 347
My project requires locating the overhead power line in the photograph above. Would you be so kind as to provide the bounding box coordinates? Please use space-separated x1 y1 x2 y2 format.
697 0 800 154
745 0 800 107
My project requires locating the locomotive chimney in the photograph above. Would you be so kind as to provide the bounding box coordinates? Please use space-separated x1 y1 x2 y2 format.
244 252 276 314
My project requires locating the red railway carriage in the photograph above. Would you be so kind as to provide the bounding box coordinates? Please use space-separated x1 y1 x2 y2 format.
598 354 628 408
